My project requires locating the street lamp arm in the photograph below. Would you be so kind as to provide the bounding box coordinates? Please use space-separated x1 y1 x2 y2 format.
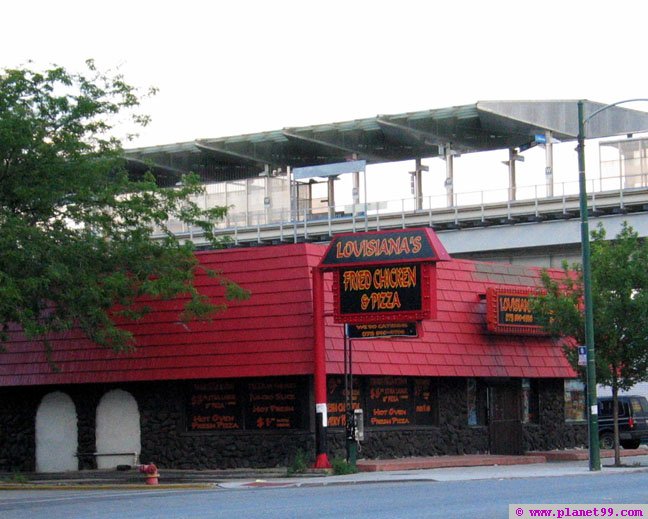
583 98 648 125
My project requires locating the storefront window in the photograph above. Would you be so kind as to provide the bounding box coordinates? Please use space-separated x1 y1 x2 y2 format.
467 378 487 426
326 375 360 428
186 377 309 431
564 379 586 422
365 376 438 427
522 378 539 424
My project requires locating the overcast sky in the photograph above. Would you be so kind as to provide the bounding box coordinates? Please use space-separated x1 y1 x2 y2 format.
4 0 648 199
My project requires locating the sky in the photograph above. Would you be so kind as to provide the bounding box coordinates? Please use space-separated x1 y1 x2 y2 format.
4 0 648 202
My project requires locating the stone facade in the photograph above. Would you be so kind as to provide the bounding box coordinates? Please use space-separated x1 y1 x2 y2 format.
523 378 588 451
0 377 587 472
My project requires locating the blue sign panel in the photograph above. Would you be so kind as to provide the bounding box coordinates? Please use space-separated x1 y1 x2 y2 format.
292 160 366 180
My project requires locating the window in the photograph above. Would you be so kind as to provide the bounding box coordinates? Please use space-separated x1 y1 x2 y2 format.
186 377 309 432
522 378 539 424
467 378 487 426
564 380 586 422
365 376 439 427
326 375 360 428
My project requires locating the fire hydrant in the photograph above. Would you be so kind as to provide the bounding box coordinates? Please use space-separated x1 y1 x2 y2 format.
138 463 159 485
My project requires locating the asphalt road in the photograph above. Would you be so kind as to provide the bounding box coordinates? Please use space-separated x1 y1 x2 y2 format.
1 472 648 519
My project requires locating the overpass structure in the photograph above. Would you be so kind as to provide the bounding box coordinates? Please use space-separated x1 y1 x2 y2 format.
153 180 648 267
125 100 648 266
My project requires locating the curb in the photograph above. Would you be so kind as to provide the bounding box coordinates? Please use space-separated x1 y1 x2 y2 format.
0 483 217 491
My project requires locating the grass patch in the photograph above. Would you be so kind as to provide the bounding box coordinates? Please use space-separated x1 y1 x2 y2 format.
2 472 29 484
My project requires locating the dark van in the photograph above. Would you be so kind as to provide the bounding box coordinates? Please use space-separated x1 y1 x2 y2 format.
597 395 648 449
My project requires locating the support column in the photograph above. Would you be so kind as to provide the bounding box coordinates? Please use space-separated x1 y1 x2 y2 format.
245 178 250 226
312 267 331 468
545 131 554 197
508 148 517 201
412 158 424 210
352 171 360 206
327 176 336 219
444 147 454 207
289 166 298 222
263 165 270 225
352 171 360 217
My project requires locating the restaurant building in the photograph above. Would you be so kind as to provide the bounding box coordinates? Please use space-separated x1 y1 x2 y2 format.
0 229 585 473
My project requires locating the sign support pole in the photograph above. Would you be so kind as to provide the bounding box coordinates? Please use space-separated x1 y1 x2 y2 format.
312 266 331 468
344 326 357 466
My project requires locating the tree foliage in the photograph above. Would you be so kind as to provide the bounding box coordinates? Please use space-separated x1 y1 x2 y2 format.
534 222 648 389
533 222 648 461
0 61 249 354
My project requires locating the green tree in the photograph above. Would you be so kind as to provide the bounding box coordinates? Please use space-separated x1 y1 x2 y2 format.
533 222 648 465
0 61 248 358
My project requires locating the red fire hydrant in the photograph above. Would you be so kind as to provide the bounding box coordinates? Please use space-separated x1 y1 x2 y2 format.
138 463 159 485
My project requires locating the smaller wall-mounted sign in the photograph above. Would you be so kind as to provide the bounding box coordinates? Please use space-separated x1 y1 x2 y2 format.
346 322 418 339
486 287 548 335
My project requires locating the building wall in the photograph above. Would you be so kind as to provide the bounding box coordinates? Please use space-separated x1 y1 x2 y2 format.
328 378 490 459
0 377 586 472
523 379 587 451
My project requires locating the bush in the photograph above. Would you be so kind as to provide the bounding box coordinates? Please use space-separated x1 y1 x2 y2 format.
331 458 358 475
288 449 308 475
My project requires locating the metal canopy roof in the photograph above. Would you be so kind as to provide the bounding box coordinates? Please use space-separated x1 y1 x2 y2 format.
125 100 648 185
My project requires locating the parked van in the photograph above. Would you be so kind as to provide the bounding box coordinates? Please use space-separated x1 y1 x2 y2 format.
597 395 648 449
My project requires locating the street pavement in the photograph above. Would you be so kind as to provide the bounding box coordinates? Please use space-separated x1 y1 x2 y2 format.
2 450 648 491
219 454 648 490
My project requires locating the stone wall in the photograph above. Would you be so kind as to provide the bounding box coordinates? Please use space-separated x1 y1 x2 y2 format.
523 378 587 451
0 387 39 472
331 378 587 459
328 378 489 460
136 383 314 469
0 377 588 472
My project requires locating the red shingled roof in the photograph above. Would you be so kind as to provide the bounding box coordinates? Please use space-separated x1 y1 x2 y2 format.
324 259 575 379
0 242 575 387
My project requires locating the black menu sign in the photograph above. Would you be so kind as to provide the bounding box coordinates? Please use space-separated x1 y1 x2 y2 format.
245 379 304 430
366 376 411 426
188 381 242 431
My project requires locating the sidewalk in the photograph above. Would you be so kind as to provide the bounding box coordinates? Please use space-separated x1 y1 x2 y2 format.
2 449 648 491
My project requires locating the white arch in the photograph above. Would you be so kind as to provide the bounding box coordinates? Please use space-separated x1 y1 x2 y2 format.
35 391 78 472
96 389 141 469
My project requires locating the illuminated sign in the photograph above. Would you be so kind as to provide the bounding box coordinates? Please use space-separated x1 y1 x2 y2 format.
333 263 431 324
486 287 548 335
319 228 450 268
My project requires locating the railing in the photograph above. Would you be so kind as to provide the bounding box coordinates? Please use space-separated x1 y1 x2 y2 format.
156 172 648 245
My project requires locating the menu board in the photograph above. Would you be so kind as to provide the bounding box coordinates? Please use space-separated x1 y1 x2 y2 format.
245 379 305 430
187 377 308 432
188 381 242 431
365 377 435 427
326 375 360 428
367 376 411 426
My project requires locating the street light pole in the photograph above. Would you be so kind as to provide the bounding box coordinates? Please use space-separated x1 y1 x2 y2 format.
577 98 648 471
577 100 600 471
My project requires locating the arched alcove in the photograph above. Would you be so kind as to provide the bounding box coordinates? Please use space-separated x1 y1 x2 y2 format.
35 392 78 472
95 389 141 469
